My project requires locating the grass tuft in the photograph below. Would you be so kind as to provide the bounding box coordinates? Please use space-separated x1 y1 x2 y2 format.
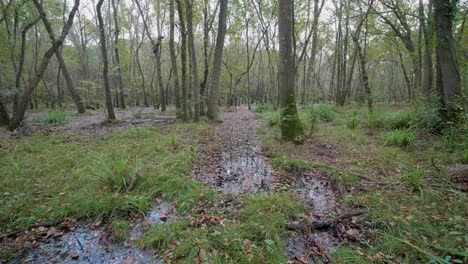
47 108 66 125
383 129 416 147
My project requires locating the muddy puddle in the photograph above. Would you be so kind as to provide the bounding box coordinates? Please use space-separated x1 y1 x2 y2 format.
17 203 175 264
193 108 274 195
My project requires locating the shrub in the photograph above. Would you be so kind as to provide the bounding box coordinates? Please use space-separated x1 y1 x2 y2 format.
303 107 318 134
47 108 66 125
314 104 336 122
265 111 280 126
413 100 445 134
255 104 269 113
363 112 386 129
91 148 142 192
386 110 415 129
384 129 416 147
346 113 361 129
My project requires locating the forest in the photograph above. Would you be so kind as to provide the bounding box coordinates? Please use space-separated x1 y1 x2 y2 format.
0 0 466 263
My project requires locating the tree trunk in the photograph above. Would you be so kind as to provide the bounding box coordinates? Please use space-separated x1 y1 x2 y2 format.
0 64 10 126
96 0 116 120
207 0 228 119
186 0 200 122
169 0 181 116
278 0 303 141
353 36 372 113
433 0 462 122
112 0 126 109
176 0 188 120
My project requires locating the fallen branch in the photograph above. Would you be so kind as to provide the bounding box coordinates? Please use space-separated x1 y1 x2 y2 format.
287 210 367 231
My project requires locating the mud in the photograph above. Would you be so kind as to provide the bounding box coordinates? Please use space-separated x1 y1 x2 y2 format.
8 107 176 139
193 107 274 195
17 202 175 264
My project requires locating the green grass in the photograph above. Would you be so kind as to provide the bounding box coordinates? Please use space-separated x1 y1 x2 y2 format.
47 108 66 125
141 192 305 263
258 105 468 263
383 129 417 147
314 104 337 122
0 123 208 234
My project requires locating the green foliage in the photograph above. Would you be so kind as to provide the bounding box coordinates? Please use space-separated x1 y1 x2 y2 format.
0 154 22 175
314 104 337 122
303 107 318 134
91 148 142 193
142 193 305 263
47 109 66 125
383 129 416 147
255 103 269 113
413 99 445 134
363 112 387 129
111 220 130 244
169 134 179 147
402 165 423 190
386 110 415 129
265 111 280 126
346 112 361 129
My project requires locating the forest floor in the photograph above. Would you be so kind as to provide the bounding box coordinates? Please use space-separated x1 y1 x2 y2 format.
0 104 466 263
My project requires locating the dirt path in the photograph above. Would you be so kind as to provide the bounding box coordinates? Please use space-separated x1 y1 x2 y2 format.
192 106 274 195
193 106 339 263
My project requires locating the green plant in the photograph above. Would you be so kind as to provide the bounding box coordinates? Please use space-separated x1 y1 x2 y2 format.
363 112 386 129
111 220 130 244
47 108 66 125
169 134 179 147
304 107 318 134
347 113 361 129
1 154 21 175
255 103 269 113
265 111 280 126
403 165 423 191
384 129 416 147
314 104 337 122
91 148 142 192
386 110 415 129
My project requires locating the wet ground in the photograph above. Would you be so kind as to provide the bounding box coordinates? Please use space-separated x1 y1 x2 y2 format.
15 203 175 264
9 107 176 139
9 106 339 263
192 106 340 263
192 107 274 195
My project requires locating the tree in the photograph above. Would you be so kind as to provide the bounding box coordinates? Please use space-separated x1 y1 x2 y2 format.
278 0 303 141
9 0 81 130
96 0 116 120
207 0 228 119
186 0 200 122
112 0 126 109
169 0 181 116
33 0 85 114
433 0 462 122
176 0 188 120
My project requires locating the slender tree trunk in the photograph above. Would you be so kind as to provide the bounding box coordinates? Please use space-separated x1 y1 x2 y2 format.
96 0 116 120
169 0 181 116
207 0 228 119
176 0 188 120
353 37 372 112
278 0 303 141
112 0 126 108
186 0 200 122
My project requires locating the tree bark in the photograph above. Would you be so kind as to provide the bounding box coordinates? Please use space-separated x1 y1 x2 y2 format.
186 0 200 122
169 0 181 116
97 0 116 120
207 0 228 119
112 0 126 109
278 0 303 141
176 0 188 120
433 0 462 122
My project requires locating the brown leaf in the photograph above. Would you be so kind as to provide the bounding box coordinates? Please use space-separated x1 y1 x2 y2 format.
70 253 79 260
199 249 206 259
